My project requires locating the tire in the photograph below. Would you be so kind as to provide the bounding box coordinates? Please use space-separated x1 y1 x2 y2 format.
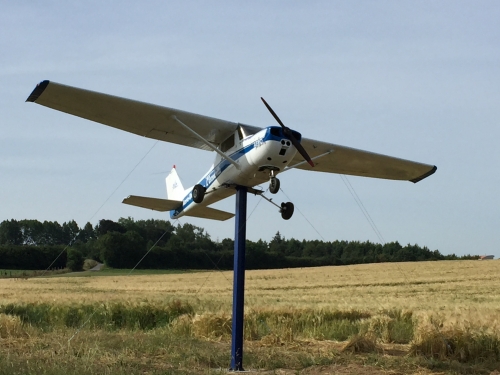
280 202 294 220
269 177 280 194
192 184 205 203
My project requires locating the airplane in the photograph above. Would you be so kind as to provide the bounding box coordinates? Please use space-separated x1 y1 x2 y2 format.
27 80 436 221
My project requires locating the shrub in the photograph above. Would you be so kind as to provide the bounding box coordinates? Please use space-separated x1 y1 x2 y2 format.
66 248 84 271
83 258 98 270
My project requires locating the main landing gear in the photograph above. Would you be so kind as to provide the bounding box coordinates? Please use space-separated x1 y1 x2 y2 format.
192 184 206 203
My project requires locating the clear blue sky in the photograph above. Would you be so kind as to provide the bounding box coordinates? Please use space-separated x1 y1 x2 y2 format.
2 1 499 257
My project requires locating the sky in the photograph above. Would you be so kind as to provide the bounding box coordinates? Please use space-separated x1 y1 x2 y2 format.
1 1 499 257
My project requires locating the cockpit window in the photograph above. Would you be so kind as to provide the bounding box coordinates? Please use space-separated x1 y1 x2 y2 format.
291 129 301 141
220 134 235 152
270 127 281 137
269 126 301 141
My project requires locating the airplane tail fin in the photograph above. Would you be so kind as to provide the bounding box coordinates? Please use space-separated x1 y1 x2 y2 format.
166 165 186 201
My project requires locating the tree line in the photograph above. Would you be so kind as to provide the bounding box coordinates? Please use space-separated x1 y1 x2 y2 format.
0 218 475 272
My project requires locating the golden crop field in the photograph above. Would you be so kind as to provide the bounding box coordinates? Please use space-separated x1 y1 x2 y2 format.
2 260 499 315
1 260 499 374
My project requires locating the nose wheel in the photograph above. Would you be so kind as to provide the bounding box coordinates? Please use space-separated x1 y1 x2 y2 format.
269 177 280 194
280 202 294 220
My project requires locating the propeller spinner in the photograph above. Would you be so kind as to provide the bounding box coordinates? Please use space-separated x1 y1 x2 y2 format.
260 97 314 168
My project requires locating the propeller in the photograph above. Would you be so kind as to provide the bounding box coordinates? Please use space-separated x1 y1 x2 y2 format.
260 97 314 167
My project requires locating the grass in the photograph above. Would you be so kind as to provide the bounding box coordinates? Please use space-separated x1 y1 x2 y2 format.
0 301 410 344
0 327 497 375
0 267 198 279
0 260 499 373
409 315 500 363
0 300 194 331
58 268 200 277
0 268 69 278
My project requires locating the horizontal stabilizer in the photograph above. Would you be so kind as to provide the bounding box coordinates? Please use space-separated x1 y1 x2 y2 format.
122 195 182 212
184 206 234 221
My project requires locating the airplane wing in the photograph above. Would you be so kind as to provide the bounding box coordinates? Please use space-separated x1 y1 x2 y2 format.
122 196 182 212
288 138 436 183
26 80 260 150
27 80 435 183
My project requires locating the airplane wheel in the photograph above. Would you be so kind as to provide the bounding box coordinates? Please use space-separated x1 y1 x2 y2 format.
269 177 280 194
192 184 205 203
280 202 294 220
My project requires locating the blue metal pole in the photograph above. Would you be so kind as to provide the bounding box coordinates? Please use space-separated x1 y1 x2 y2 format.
230 186 247 371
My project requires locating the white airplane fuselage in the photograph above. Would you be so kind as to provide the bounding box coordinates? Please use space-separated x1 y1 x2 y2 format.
170 126 298 219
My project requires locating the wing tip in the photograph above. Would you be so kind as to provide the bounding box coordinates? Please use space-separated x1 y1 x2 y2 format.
26 80 50 102
410 165 437 183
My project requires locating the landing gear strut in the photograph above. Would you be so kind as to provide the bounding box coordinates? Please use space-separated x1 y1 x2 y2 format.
252 188 294 220
192 184 206 203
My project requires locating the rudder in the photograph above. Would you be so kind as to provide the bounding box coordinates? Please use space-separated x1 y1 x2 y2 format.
166 166 186 201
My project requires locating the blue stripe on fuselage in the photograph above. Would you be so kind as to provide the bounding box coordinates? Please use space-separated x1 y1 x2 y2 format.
170 141 256 218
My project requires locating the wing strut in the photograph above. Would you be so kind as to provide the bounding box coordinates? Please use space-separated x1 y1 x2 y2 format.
172 116 241 170
284 150 334 171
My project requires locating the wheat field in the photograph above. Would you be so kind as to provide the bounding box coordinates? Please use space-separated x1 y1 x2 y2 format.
2 260 499 323
1 260 500 374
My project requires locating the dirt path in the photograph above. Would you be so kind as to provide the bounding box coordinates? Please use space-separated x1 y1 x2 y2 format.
89 262 104 271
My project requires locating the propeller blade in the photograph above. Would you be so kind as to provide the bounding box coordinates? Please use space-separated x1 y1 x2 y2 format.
291 136 315 167
261 97 286 128
261 97 314 167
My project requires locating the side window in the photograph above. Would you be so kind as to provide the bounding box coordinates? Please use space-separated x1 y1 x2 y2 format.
220 134 235 152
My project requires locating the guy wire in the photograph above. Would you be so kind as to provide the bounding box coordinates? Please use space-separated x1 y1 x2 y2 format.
6 141 160 321
39 140 160 277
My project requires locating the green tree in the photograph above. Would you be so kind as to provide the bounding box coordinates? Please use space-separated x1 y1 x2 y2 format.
0 220 23 245
98 230 146 268
40 221 65 245
96 219 126 237
77 222 96 243
62 220 80 245
136 219 174 246
285 238 303 257
18 219 44 245
246 239 269 269
269 231 286 255
219 238 234 252
173 223 212 251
